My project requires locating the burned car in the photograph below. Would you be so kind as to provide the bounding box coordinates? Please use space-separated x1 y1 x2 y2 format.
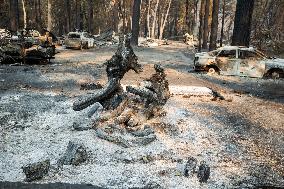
0 29 56 64
194 46 284 79
64 32 94 49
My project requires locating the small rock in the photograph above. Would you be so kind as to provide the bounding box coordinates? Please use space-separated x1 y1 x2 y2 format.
72 122 92 131
127 117 139 127
132 134 157 146
58 141 87 166
22 159 50 182
184 157 197 177
197 161 210 183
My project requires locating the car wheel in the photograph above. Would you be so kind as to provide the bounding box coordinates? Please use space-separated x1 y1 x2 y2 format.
271 71 281 79
208 67 218 75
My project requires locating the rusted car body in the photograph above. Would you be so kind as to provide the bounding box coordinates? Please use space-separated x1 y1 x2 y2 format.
64 32 94 49
194 46 284 78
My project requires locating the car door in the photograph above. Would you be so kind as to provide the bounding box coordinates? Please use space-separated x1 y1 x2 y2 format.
239 50 265 78
216 49 240 75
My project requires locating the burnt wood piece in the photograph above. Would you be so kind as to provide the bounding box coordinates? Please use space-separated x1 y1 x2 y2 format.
126 64 170 106
22 160 50 182
73 34 142 111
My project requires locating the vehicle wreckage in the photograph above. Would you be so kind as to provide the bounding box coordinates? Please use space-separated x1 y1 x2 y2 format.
0 29 56 64
194 46 284 79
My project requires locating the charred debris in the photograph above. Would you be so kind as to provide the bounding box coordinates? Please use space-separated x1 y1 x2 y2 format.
0 28 56 64
73 33 171 148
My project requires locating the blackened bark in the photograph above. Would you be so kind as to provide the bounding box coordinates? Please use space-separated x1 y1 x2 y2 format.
220 0 225 47
123 0 126 33
202 0 210 49
10 0 18 32
232 0 255 46
186 0 190 32
131 0 141 45
113 0 119 33
198 0 205 52
73 34 142 111
65 0 71 33
209 0 219 50
88 0 94 34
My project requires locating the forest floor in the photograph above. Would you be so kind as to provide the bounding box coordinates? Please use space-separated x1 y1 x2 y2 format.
0 41 283 189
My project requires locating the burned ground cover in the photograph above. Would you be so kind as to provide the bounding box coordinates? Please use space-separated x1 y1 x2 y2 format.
0 41 283 188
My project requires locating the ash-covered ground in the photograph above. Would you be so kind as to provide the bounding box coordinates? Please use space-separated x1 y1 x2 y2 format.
0 42 283 188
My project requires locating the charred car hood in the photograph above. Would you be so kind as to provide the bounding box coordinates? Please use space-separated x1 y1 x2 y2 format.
195 52 213 58
265 58 284 69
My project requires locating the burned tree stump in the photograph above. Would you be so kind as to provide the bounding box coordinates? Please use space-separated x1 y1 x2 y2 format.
126 64 170 107
73 34 142 111
73 34 171 149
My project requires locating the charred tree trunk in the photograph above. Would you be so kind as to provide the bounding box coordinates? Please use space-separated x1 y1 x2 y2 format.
88 0 94 34
131 0 141 45
113 0 119 33
209 0 219 50
185 0 191 33
123 0 126 33
9 0 18 32
198 0 206 52
79 1 84 31
157 3 161 39
232 0 255 46
37 0 41 29
65 0 71 33
75 0 78 29
202 0 210 49
220 0 225 47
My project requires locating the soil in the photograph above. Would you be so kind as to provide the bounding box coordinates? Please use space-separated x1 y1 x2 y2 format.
0 42 283 188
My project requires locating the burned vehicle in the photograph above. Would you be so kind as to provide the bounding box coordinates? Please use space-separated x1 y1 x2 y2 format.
194 46 284 79
64 32 94 49
0 29 56 64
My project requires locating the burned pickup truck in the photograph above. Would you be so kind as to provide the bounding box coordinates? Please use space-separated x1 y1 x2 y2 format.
194 46 284 79
64 32 94 49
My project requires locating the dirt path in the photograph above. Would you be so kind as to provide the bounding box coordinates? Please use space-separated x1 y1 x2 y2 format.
0 42 283 188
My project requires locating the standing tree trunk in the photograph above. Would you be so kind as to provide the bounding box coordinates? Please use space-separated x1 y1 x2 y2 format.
113 0 119 33
209 0 219 50
146 0 151 38
75 0 78 29
21 0 26 29
232 0 255 46
198 0 206 52
37 0 41 29
123 0 126 33
185 0 190 33
220 0 225 47
144 0 150 37
88 0 94 34
47 0 52 31
10 0 18 32
131 0 141 45
159 0 172 40
151 0 159 38
202 0 210 49
65 0 71 33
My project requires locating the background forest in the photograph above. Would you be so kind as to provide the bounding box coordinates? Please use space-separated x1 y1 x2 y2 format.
0 0 283 54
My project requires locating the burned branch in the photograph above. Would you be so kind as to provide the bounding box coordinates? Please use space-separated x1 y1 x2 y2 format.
73 34 142 111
